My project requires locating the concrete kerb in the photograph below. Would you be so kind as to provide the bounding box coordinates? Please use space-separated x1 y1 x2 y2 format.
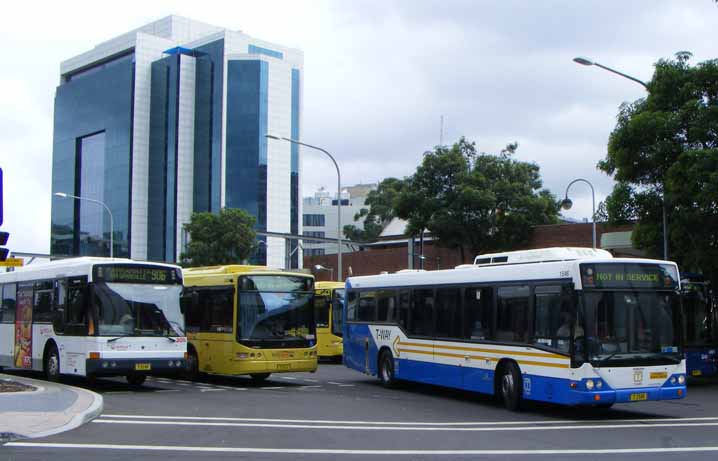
0 374 103 442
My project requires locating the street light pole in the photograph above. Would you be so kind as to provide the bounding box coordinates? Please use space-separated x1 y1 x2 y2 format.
560 179 596 249
266 135 342 281
573 56 668 260
54 192 114 258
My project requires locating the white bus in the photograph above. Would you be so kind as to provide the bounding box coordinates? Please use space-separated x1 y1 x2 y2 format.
0 257 187 386
343 248 686 410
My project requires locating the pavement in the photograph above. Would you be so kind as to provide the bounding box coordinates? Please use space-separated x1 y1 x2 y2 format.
0 373 103 442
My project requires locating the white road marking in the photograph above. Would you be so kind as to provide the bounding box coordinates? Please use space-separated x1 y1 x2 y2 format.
301 378 319 383
327 382 344 385
198 388 225 392
9 442 718 455
100 414 718 427
298 385 322 389
174 383 190 386
279 376 297 380
259 387 283 390
92 419 718 432
338 384 355 387
155 390 181 393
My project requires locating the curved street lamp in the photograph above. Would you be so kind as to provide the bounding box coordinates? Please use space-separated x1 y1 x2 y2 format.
561 179 596 249
54 192 114 258
266 134 342 281
572 56 669 259
314 264 334 281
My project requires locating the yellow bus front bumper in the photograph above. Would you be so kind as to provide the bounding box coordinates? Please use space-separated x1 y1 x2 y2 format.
229 357 318 374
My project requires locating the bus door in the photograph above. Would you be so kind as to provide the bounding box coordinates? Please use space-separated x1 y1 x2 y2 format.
14 283 33 369
433 287 463 387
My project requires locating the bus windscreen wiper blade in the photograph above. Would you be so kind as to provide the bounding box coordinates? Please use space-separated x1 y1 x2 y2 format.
165 336 176 342
107 337 123 343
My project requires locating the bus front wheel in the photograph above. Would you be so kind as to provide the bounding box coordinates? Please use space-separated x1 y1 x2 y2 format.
44 344 61 382
250 373 271 383
185 348 201 381
126 374 147 387
499 361 522 411
379 350 397 388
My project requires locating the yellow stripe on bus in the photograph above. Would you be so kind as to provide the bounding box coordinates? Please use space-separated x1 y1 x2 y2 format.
398 341 565 360
397 348 569 369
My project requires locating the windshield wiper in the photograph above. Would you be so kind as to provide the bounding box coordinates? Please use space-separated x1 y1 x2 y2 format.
107 337 124 343
165 336 177 342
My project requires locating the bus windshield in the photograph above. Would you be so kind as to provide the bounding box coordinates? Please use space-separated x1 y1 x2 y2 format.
577 290 682 366
237 275 314 348
94 282 184 337
332 289 344 337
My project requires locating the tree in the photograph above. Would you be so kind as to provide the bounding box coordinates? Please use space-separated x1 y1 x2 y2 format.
180 208 256 267
598 53 718 283
395 138 560 261
343 177 406 242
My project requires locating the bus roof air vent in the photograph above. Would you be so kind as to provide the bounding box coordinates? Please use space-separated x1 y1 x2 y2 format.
473 247 613 266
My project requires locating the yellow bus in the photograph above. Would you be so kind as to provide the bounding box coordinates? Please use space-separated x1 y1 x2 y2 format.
182 265 317 382
314 281 345 361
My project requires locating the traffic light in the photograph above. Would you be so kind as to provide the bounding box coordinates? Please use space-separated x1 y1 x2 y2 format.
0 231 8 262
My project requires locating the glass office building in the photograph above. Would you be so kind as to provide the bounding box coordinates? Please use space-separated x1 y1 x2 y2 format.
50 16 304 267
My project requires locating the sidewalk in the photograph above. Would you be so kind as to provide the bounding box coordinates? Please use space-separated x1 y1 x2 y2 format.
0 373 103 442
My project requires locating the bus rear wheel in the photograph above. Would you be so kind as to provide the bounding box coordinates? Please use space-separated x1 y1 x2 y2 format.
499 361 522 411
250 373 271 383
379 350 397 388
44 345 60 382
126 374 147 387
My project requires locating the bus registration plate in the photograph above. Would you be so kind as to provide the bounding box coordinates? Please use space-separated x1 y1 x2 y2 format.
277 363 291 370
135 363 151 371
630 392 648 401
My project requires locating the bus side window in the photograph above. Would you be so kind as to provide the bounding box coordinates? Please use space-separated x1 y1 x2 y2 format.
377 290 396 322
397 290 410 329
314 295 329 327
435 287 461 339
1 283 16 324
65 278 89 336
532 285 563 350
54 279 67 334
346 291 358 321
496 286 530 343
358 291 377 322
33 280 55 323
464 287 492 341
409 289 434 337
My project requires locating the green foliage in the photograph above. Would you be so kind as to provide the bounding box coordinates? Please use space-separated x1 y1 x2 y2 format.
180 208 257 267
343 177 406 242
394 137 559 258
595 182 637 225
598 53 718 282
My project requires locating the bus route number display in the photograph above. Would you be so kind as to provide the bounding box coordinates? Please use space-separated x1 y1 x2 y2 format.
580 263 678 290
93 265 179 284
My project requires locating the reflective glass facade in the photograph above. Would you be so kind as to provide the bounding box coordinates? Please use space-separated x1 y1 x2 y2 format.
51 54 134 258
148 55 180 261
248 45 284 60
226 59 268 265
290 68 301 268
193 39 224 213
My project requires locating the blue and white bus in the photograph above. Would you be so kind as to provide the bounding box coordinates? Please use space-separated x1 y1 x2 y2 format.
682 274 717 378
343 248 686 410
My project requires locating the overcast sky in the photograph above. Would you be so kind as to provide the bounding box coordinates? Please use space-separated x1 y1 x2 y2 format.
1 0 716 255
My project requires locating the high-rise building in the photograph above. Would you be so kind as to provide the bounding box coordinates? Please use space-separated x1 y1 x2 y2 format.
50 15 303 267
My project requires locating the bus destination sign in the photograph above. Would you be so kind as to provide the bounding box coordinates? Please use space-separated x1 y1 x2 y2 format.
93 264 181 285
580 263 678 290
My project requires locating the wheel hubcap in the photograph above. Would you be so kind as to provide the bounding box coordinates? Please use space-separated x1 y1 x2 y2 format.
49 355 59 376
502 373 514 398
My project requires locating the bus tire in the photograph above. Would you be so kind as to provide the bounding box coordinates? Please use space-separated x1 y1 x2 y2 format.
126 374 147 387
250 373 270 382
499 361 522 411
378 350 397 388
185 347 201 381
44 344 61 382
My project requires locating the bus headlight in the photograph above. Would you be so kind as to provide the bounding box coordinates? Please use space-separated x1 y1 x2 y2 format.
102 361 109 368
585 379 595 390
678 375 686 385
670 376 677 385
595 380 603 389
168 360 175 367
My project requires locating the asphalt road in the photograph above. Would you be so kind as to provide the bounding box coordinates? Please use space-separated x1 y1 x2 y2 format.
3 364 718 461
